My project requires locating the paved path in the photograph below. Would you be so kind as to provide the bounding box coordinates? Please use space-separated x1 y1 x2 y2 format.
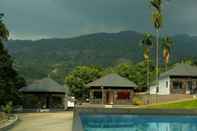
11 112 73 131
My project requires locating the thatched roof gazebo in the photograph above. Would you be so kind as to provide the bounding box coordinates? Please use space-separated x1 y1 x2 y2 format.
20 78 67 110
87 73 137 105
20 78 66 93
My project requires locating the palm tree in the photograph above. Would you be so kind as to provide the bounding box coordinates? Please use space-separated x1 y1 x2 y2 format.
150 0 162 94
150 0 162 12
162 37 173 71
0 13 9 42
140 33 153 94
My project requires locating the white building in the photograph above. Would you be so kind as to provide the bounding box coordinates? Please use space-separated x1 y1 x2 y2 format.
150 63 197 95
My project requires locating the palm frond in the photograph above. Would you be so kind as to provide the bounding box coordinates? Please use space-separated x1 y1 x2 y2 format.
162 36 173 51
152 11 162 29
150 0 162 11
144 48 150 61
162 37 173 65
163 48 170 64
141 33 154 47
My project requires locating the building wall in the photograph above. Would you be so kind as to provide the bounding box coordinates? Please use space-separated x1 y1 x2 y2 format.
90 89 134 105
150 85 157 95
159 77 170 95
150 77 170 95
170 77 197 94
114 89 134 105
150 77 197 95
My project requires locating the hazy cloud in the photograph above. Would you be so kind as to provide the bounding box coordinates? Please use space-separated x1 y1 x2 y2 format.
0 0 196 39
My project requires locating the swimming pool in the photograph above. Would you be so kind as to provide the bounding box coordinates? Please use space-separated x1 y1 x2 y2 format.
80 114 197 131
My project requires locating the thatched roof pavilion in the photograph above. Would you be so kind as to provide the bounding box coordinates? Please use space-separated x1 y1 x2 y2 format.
20 78 67 109
87 74 137 105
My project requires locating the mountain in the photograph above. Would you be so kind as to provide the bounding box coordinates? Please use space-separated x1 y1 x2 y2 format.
5 31 197 83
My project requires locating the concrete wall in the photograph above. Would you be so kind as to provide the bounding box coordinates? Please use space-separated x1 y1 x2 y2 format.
150 77 170 95
150 85 157 95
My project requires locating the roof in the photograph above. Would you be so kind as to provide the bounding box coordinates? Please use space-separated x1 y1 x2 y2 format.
20 78 67 93
87 73 137 88
160 63 197 78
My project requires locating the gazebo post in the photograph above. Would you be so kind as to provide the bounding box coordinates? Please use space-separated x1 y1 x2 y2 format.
101 86 104 104
89 89 93 104
46 93 50 109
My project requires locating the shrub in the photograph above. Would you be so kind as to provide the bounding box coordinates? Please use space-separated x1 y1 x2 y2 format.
1 101 13 114
132 97 144 106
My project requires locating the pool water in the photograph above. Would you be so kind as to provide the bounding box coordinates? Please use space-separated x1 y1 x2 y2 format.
80 114 197 131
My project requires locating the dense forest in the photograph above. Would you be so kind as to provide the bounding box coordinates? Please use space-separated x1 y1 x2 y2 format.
5 31 197 84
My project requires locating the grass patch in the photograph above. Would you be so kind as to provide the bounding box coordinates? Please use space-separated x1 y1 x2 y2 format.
145 99 197 109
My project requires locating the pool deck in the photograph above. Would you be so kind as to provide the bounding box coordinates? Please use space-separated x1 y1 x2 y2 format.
11 112 73 131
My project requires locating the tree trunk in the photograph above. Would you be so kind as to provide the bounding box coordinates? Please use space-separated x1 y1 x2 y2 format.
147 60 150 95
165 63 168 71
156 29 160 103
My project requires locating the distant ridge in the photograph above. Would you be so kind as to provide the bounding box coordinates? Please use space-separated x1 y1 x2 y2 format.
5 30 197 83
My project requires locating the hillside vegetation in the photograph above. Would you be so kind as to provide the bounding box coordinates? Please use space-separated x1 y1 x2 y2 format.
5 31 197 83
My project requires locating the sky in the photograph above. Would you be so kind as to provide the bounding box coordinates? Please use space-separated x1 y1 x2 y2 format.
0 0 197 40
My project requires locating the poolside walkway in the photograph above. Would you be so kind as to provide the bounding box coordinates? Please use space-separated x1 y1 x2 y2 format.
11 112 73 131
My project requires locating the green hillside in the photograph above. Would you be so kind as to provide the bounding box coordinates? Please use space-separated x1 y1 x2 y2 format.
5 31 197 84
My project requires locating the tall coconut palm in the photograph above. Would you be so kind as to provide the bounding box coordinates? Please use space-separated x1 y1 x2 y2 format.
150 0 162 94
162 37 173 71
140 33 153 94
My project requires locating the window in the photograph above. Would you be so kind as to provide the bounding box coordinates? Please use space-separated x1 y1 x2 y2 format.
117 91 130 100
166 81 168 88
173 81 183 90
93 91 102 99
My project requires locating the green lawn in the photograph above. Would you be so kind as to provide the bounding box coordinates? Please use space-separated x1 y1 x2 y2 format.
145 99 197 109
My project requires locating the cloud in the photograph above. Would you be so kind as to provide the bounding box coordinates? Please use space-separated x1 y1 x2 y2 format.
0 0 197 39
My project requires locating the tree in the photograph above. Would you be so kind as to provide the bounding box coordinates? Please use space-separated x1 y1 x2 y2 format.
162 36 173 71
140 33 153 93
65 66 103 99
0 14 26 105
150 0 162 93
114 62 155 91
0 13 9 41
115 63 137 85
48 63 69 84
